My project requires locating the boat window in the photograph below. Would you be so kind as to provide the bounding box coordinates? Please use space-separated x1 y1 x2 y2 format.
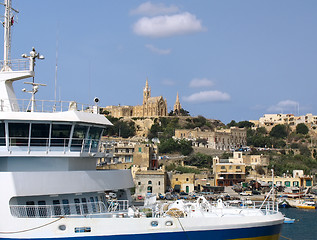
38 201 47 217
86 126 103 151
26 201 35 217
74 198 81 214
8 123 29 146
0 122 5 146
51 124 71 146
31 123 50 146
90 197 97 213
53 200 61 216
75 227 91 233
62 199 70 215
71 125 88 148
81 198 88 214
88 127 102 140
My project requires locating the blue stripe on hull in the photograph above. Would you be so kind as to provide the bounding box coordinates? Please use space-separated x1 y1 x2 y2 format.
1 224 283 240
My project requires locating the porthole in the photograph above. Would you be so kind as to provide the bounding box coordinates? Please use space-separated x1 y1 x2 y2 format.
165 221 173 226
58 225 66 231
151 221 158 227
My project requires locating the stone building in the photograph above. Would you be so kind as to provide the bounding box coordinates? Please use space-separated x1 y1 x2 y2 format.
250 113 317 131
213 152 246 186
174 127 247 151
134 170 166 197
103 79 168 118
97 138 158 171
257 170 313 188
171 173 195 193
243 154 269 177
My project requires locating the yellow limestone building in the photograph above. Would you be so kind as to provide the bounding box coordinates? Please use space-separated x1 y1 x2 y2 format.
104 79 168 118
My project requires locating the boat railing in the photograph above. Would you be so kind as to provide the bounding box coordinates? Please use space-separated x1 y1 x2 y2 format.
0 98 93 113
0 59 30 71
10 200 129 218
6 137 101 153
225 200 279 215
107 200 129 212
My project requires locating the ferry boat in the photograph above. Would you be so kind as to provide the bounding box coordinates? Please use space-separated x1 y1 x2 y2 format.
0 1 284 240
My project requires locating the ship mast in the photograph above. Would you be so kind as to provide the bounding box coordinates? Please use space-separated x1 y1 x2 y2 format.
1 0 18 70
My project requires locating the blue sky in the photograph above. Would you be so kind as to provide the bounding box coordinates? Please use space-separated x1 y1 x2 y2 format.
2 0 317 123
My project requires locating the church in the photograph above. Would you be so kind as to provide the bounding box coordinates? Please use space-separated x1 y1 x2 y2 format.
103 79 170 118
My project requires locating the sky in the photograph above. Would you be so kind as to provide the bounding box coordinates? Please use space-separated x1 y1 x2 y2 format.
2 0 317 124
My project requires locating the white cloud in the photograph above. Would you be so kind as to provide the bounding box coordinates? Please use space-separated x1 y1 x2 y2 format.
133 12 205 38
189 78 214 88
161 79 175 86
145 44 171 55
267 100 299 112
183 90 230 103
130 2 179 16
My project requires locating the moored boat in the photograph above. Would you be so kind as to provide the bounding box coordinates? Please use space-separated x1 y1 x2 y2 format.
0 1 284 240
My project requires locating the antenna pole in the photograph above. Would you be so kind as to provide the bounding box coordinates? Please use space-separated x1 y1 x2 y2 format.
3 0 11 68
2 0 18 70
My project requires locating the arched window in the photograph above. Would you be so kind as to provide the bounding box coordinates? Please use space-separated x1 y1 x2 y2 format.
148 180 152 185
158 181 160 185
147 186 152 193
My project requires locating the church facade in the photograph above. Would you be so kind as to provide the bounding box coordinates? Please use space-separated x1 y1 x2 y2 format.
103 79 168 118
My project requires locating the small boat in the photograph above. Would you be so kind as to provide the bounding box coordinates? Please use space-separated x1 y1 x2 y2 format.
278 198 292 208
288 199 316 209
284 217 295 224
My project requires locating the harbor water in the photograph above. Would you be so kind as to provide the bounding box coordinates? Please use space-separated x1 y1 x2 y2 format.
279 208 317 240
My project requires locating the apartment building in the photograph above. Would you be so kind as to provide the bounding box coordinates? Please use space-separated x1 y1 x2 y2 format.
213 152 246 186
174 127 247 151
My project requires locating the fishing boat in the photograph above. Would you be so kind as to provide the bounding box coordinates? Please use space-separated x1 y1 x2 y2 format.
288 199 316 209
0 1 284 240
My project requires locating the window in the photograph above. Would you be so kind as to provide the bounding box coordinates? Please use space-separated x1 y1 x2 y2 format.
176 178 178 181
236 166 241 169
71 125 88 148
74 198 81 214
138 147 142 152
293 181 299 187
306 180 312 187
148 180 152 185
186 178 189 181
9 122 29 146
51 124 71 146
81 198 88 214
158 181 161 186
90 197 96 213
0 122 5 146
53 200 61 216
147 186 152 193
26 201 35 217
62 199 70 215
285 181 291 187
221 166 226 169
31 123 50 146
86 126 102 150
138 182 141 185
38 201 47 217
75 227 91 233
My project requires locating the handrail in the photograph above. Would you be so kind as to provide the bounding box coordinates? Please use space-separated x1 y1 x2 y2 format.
10 200 129 218
0 59 30 71
6 137 101 154
0 98 93 113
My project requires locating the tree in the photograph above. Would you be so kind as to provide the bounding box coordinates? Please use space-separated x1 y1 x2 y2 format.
296 123 309 135
227 120 237 128
269 124 287 139
237 121 254 128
